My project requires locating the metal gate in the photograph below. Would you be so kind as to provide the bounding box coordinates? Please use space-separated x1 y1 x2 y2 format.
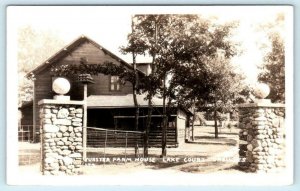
84 127 145 164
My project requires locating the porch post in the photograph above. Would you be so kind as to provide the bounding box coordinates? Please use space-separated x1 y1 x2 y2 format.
77 73 94 162
83 84 87 162
32 79 37 142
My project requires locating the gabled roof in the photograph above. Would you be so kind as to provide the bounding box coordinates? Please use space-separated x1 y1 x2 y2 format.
26 35 143 77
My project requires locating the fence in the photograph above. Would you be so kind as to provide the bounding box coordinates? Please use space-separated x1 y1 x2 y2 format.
18 125 41 165
18 125 36 142
86 127 146 163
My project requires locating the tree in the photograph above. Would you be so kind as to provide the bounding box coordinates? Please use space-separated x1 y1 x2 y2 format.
121 15 171 157
203 57 245 138
120 17 145 157
257 13 285 103
18 26 65 106
123 15 209 156
258 34 285 103
167 19 243 139
123 15 242 154
174 54 245 138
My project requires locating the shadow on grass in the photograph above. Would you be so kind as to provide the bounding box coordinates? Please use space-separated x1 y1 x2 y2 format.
144 161 187 169
207 132 239 136
222 164 251 173
180 161 226 173
190 136 237 146
223 164 242 171
194 135 228 139
179 162 247 174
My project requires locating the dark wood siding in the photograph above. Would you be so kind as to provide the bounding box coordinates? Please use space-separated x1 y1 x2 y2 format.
148 128 177 147
60 41 122 64
88 74 132 95
34 70 54 132
54 41 133 96
32 40 134 140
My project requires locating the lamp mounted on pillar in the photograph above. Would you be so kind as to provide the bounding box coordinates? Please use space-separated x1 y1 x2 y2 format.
253 83 271 104
52 77 71 101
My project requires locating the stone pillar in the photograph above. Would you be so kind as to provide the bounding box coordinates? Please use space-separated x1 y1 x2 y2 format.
38 99 85 175
238 102 285 173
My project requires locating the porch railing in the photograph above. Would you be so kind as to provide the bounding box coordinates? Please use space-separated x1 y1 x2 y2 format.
18 125 40 142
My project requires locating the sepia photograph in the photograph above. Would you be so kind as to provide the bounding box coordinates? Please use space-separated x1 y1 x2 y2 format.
6 5 293 185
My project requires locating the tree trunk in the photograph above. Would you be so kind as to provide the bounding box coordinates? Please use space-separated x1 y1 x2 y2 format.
131 17 140 157
214 109 219 138
191 100 196 141
82 84 87 161
144 99 152 157
191 114 195 141
144 18 158 157
133 93 139 157
161 75 167 157
132 73 139 157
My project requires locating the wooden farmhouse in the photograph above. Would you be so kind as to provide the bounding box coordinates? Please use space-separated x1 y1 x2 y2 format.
19 36 192 147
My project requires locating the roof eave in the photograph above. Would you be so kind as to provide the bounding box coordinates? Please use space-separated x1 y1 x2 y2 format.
25 35 145 78
25 35 87 78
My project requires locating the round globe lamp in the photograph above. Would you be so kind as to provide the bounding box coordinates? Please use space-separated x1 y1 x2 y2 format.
52 77 71 101
253 83 271 103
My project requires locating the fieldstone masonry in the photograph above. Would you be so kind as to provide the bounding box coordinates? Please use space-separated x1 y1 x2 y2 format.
39 99 85 175
238 102 285 173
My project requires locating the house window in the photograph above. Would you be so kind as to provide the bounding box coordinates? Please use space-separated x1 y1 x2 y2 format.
110 76 120 91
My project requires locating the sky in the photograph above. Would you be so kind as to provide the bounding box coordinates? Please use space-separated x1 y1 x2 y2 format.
7 6 292 85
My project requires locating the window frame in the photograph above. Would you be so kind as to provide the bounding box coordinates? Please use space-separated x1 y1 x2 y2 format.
109 75 121 92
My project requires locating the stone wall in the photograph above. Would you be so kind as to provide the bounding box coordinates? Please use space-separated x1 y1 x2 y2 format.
39 99 84 175
238 103 285 173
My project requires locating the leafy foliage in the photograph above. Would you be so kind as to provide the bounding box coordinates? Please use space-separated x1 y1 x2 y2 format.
121 14 243 141
18 26 65 74
122 15 241 104
18 26 65 106
51 58 136 85
258 34 285 103
257 13 285 103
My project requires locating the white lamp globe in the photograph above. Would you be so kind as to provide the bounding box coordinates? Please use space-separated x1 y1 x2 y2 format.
52 77 71 95
253 83 270 99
